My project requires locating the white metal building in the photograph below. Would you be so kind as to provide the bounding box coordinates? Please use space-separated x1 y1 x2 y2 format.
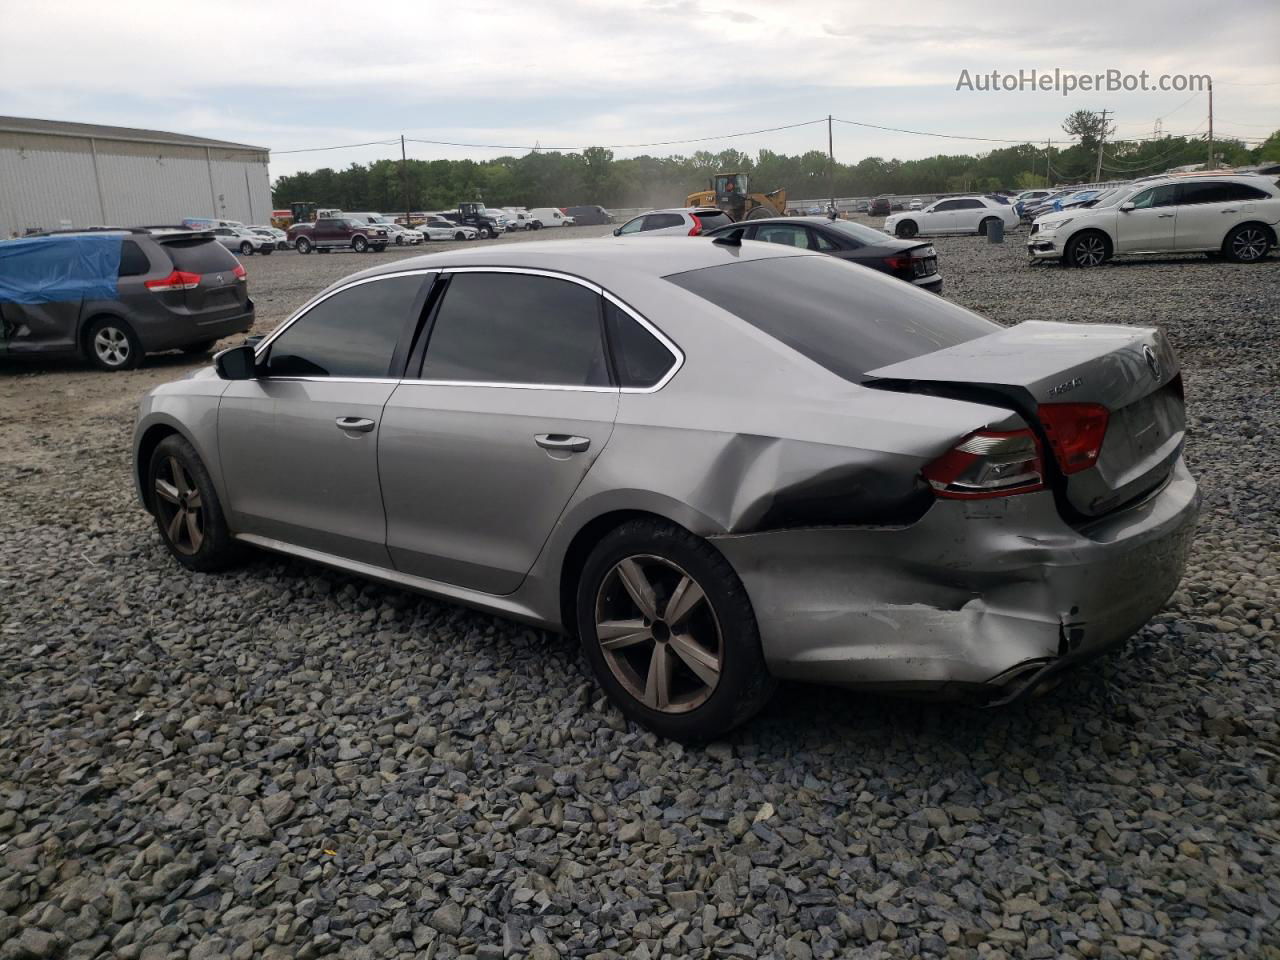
0 116 271 237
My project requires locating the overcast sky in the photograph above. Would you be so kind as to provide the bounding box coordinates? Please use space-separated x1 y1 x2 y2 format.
1 0 1276 179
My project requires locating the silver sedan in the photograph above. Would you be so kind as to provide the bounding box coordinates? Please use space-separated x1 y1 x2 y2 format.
132 238 1199 739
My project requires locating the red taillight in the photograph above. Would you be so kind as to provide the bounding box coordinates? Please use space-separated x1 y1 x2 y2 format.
688 214 703 236
882 254 911 270
1038 403 1109 475
922 429 1045 499
145 269 201 292
233 264 247 281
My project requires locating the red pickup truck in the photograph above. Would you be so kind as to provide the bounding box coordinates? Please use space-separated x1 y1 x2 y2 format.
287 217 389 254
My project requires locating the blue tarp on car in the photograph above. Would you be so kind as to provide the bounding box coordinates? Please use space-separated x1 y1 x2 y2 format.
0 235 121 305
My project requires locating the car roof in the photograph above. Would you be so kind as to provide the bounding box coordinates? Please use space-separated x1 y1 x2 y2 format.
637 207 722 216
339 236 813 286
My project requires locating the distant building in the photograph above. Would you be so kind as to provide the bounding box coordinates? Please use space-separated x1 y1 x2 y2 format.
0 116 270 236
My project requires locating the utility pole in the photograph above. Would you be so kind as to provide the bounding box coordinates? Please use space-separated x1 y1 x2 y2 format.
1094 109 1110 182
1045 138 1051 185
827 115 836 218
400 135 410 226
1207 79 1214 169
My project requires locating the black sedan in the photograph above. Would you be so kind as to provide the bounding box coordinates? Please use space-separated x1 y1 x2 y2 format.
705 216 942 292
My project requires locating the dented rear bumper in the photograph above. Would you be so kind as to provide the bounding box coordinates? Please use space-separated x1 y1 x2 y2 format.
711 457 1200 698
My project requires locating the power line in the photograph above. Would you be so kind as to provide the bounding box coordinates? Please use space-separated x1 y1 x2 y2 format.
833 117 1076 144
274 138 401 155
405 119 830 152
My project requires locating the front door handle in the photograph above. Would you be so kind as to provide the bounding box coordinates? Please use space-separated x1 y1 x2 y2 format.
335 416 376 433
1221 208 1238 214
1157 213 1175 218
535 434 590 453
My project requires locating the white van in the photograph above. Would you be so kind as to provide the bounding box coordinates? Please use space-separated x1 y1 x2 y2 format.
529 208 576 228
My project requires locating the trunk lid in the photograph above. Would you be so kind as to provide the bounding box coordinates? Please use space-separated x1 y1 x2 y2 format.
865 321 1184 518
156 237 249 318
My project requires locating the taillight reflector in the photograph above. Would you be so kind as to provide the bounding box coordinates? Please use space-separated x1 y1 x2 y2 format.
145 269 201 292
233 264 247 281
1038 403 1110 475
688 214 703 236
922 429 1045 499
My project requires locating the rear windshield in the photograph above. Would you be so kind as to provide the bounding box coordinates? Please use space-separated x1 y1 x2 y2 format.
665 255 998 381
161 238 238 273
694 211 733 231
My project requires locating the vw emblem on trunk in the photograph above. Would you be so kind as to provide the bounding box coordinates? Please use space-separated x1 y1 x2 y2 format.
1143 345 1161 382
215 274 224 285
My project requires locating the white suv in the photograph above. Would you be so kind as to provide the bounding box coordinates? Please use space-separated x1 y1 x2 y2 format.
1028 174 1279 267
613 207 734 237
883 196 1018 239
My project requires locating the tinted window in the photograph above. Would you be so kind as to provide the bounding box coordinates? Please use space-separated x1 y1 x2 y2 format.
643 214 684 231
956 199 985 210
1129 185 1178 209
421 273 609 387
118 240 151 277
694 211 732 231
932 200 960 212
666 256 998 383
1179 181 1269 205
617 217 645 235
163 239 238 273
604 300 676 388
824 220 891 245
266 275 424 378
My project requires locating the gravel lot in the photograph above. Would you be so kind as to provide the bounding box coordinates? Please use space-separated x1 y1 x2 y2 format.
1 223 1277 960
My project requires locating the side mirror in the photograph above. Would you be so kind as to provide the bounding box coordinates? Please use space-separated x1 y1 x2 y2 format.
214 343 257 380
612 228 621 236
1120 202 1135 212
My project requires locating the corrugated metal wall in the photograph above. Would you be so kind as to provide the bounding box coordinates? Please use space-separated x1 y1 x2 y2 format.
0 130 271 236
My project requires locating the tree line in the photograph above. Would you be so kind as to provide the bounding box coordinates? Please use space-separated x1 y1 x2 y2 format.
271 127 1280 213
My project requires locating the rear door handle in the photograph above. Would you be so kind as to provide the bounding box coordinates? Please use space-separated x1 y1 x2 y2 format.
1157 213 1175 218
335 416 376 433
535 434 590 453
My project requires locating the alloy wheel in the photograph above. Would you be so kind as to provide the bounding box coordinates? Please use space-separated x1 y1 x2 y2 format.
153 456 204 556
1074 235 1106 267
594 555 723 714
93 326 131 367
1232 228 1267 261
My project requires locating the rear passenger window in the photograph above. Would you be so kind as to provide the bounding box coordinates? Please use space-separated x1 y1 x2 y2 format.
421 272 610 387
164 239 238 273
642 214 684 231
118 240 151 277
604 300 677 389
1180 181 1269 204
266 275 425 378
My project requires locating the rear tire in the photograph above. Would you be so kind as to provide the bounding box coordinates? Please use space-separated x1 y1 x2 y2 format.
240 241 253 255
977 217 999 236
454 231 466 241
85 317 142 371
895 220 918 239
1065 230 1110 268
575 518 776 741
295 237 313 254
147 434 244 573
1224 223 1272 263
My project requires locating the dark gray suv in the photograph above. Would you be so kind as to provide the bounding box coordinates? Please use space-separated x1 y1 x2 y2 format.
0 228 255 371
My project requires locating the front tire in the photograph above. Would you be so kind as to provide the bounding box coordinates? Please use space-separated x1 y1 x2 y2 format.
147 434 243 572
295 237 313 254
1224 224 1271 263
1066 230 1110 268
240 241 253 255
352 236 369 253
454 231 466 241
895 220 918 239
576 519 775 740
85 317 142 371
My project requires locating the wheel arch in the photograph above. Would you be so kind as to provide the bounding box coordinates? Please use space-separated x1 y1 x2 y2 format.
1066 227 1113 260
133 413 229 518
1226 219 1277 246
554 503 722 637
79 309 136 356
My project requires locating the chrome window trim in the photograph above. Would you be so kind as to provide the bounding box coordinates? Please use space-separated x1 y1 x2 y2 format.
250 264 684 394
252 268 442 359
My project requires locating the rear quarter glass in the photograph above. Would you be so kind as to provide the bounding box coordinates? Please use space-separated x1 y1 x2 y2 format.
665 255 998 382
